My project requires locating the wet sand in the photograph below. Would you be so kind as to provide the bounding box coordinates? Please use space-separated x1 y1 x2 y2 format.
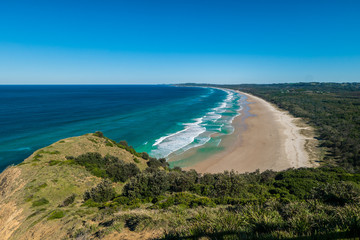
184 91 316 173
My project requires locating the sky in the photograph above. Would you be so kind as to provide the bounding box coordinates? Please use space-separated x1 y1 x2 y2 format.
0 0 359 84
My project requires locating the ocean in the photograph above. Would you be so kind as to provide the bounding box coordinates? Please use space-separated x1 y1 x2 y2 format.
0 85 244 171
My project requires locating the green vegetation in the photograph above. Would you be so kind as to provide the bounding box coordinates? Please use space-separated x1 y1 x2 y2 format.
93 131 104 138
58 194 76 207
48 160 61 166
32 197 49 207
73 152 140 182
73 161 360 238
83 179 116 203
47 210 65 220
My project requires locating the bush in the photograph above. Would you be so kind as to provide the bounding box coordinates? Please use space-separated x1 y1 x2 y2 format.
159 158 169 167
147 158 161 168
311 182 360 206
48 210 65 220
118 140 129 147
93 131 104 138
84 179 116 203
59 194 76 207
113 196 130 205
190 196 216 208
32 198 49 207
168 171 196 192
123 171 169 199
74 152 140 182
105 157 140 182
147 157 169 169
48 160 61 166
141 152 149 160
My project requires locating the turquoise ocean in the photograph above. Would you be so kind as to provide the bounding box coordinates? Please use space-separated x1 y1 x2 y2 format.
0 85 244 171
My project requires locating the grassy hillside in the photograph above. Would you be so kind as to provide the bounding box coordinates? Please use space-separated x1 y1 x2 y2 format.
0 132 150 240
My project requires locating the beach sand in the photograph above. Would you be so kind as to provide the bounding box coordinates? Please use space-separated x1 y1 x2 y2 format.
183 91 318 173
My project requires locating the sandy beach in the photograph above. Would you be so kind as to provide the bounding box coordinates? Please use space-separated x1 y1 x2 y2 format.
185 91 317 173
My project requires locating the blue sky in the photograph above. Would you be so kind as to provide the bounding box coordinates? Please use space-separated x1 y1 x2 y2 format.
0 0 359 84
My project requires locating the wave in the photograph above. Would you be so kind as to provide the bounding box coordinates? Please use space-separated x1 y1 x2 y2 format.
150 88 243 159
151 117 206 158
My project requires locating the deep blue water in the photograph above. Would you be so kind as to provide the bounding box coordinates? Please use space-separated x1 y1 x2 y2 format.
0 85 242 171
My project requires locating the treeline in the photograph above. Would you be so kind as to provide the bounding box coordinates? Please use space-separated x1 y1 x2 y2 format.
119 166 360 207
216 82 360 172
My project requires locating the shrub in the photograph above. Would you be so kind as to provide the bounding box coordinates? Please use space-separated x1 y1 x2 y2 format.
311 182 360 206
32 197 49 207
147 158 161 168
147 157 169 169
48 160 61 166
59 194 76 207
141 152 149 160
168 171 195 192
82 199 102 208
48 210 65 220
93 131 104 138
74 152 140 182
118 140 129 147
190 196 216 208
84 180 116 203
123 171 169 199
159 158 169 167
105 158 140 182
113 196 130 205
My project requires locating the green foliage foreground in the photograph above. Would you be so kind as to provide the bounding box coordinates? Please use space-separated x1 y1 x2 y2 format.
79 158 360 239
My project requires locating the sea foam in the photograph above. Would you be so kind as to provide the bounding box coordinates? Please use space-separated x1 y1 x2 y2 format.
150 88 242 159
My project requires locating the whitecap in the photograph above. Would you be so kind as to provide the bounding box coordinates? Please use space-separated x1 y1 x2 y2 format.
150 88 243 158
150 119 206 158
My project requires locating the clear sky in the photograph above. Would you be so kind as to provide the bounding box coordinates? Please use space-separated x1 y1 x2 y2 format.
0 0 359 84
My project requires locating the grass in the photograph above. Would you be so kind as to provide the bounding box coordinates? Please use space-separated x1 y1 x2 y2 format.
32 154 42 162
26 208 46 220
48 160 62 166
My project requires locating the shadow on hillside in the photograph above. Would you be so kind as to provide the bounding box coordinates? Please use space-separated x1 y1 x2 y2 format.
154 230 360 240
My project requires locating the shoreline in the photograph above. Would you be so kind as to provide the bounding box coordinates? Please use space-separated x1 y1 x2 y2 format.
178 90 317 173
